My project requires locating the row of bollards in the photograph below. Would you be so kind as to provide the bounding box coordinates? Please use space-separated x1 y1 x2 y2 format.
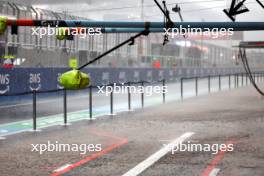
32 72 264 131
180 72 264 101
31 80 167 131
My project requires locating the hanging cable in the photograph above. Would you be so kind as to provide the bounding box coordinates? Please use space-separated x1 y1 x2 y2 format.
77 28 150 70
239 47 264 96
154 0 174 45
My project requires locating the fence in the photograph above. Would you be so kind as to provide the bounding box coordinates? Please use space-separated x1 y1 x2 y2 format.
6 71 262 131
0 67 253 95
180 72 264 100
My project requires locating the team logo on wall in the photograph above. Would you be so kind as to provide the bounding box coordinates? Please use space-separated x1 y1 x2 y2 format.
186 69 191 75
213 70 217 75
169 70 174 81
197 69 200 76
119 71 126 84
178 69 182 75
201 69 204 75
133 71 140 82
29 73 41 91
0 74 10 94
102 72 110 85
158 70 164 81
147 70 153 82
194 69 197 75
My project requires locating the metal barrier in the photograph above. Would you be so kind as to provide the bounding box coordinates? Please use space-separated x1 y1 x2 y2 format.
2 72 264 131
180 72 263 100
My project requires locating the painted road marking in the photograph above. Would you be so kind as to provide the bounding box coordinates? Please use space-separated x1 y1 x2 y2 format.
51 131 128 176
53 164 72 173
22 123 30 126
0 129 8 133
209 168 220 176
122 132 194 176
201 140 235 176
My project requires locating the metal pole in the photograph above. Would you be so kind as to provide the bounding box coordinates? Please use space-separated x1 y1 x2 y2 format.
63 89 67 125
110 85 114 115
141 82 144 108
181 78 183 100
234 74 236 88
241 73 244 86
236 74 239 88
239 73 241 86
195 77 198 96
228 74 231 89
238 74 240 87
162 79 166 103
208 75 211 93
219 75 221 91
89 86 93 119
32 90 37 131
246 73 248 85
128 82 131 110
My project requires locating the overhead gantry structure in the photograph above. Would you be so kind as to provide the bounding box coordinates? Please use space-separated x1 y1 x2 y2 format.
1 16 264 90
4 19 264 31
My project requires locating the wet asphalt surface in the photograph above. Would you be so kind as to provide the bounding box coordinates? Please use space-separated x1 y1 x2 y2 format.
0 82 263 176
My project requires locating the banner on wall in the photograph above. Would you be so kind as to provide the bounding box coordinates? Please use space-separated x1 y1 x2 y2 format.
0 67 246 95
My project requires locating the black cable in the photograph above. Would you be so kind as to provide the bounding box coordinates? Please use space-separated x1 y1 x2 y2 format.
241 49 255 83
77 29 149 70
153 0 174 45
239 48 264 96
243 51 264 95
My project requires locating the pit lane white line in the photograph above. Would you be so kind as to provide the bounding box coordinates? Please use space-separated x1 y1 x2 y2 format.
209 168 220 176
122 132 194 176
53 164 72 173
